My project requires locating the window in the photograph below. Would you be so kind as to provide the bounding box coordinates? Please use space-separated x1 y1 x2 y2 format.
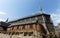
44 15 50 22
24 32 28 36
29 32 33 36
20 32 23 34
31 17 35 21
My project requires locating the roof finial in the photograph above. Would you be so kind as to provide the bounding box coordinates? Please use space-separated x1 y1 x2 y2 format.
5 18 9 22
39 6 44 14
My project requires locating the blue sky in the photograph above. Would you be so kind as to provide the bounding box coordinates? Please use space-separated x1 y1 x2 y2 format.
0 0 60 26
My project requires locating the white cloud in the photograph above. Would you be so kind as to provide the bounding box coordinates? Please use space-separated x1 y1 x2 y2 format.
0 19 5 21
0 11 7 21
0 11 7 15
51 9 60 26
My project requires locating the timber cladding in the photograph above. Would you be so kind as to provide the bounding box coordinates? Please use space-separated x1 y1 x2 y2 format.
7 24 43 32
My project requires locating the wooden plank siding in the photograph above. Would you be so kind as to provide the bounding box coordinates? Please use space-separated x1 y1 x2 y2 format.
32 24 36 30
7 24 44 32
36 24 42 31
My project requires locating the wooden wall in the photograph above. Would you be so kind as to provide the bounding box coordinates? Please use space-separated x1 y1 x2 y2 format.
7 24 44 32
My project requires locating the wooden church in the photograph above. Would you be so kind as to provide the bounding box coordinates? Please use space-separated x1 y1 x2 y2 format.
7 8 55 35
0 8 55 38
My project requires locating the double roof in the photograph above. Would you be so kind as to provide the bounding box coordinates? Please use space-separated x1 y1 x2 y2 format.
8 13 50 27
8 13 50 23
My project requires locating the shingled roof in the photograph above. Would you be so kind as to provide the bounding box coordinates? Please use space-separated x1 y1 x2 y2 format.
0 21 11 27
8 13 50 27
8 13 50 23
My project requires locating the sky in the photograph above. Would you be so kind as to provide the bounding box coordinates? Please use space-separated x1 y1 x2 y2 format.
0 0 60 26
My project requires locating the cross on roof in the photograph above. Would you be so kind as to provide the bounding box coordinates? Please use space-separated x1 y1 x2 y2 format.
39 7 44 14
